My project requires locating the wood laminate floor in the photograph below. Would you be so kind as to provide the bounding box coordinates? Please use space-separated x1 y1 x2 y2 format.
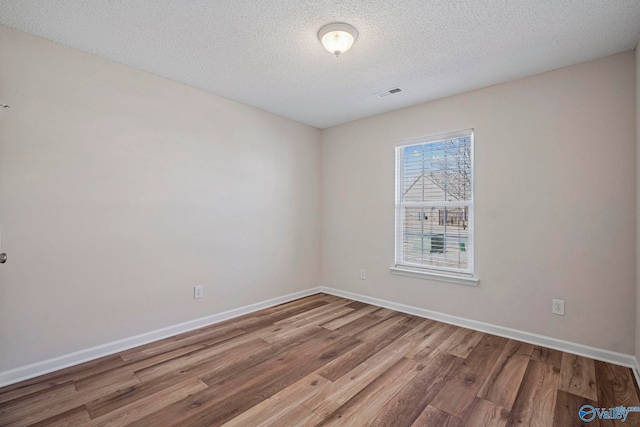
1 293 639 426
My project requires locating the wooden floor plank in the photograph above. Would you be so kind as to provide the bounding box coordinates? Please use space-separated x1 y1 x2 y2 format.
119 324 244 363
273 299 353 326
126 331 359 427
329 311 386 336
400 318 435 341
411 405 461 427
559 353 598 401
256 293 330 316
317 318 413 382
322 305 379 330
221 373 330 427
286 303 355 328
356 315 407 342
0 382 57 406
86 339 269 418
405 322 457 359
459 397 510 427
345 301 370 310
268 404 324 427
429 334 508 417
264 306 354 343
182 335 360 427
0 382 78 426
552 390 601 427
318 294 344 303
2 294 639 427
28 406 92 427
478 340 534 410
368 351 461 426
122 343 205 374
594 361 640 427
506 360 560 427
133 336 270 383
74 369 140 395
318 357 422 427
371 308 397 319
227 298 331 335
197 326 328 386
440 328 486 359
302 338 415 418
531 346 563 369
1 371 140 427
84 378 208 427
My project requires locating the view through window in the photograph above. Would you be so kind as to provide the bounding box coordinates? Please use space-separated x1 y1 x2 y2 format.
395 130 474 274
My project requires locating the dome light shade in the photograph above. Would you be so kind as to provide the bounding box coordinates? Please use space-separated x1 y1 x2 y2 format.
318 23 358 57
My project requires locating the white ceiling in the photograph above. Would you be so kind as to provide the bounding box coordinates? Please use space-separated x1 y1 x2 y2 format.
1 1 639 129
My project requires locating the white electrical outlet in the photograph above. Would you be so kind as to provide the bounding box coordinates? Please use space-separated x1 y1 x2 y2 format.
194 285 204 299
360 269 366 280
552 299 564 315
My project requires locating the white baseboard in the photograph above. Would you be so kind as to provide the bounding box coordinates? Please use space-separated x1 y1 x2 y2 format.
0 287 321 388
319 286 639 373
634 357 640 390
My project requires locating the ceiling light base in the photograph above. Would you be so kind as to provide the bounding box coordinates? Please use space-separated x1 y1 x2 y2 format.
318 23 358 57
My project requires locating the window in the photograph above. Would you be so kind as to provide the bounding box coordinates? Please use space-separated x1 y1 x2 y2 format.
395 129 474 276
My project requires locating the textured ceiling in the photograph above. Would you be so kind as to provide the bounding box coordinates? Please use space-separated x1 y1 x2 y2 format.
1 1 640 129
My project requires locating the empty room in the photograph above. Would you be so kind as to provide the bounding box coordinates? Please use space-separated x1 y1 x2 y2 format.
1 1 640 426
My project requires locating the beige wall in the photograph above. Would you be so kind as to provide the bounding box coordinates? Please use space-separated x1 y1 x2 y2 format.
321 52 636 354
0 26 321 371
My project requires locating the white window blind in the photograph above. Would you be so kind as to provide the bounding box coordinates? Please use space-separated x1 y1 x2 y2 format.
395 129 474 275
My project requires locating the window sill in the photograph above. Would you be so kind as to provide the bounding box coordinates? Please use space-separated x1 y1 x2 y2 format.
389 267 479 286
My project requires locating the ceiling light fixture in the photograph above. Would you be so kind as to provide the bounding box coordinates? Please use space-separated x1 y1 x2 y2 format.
318 23 358 57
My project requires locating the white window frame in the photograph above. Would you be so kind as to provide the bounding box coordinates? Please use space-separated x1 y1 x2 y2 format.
391 129 478 285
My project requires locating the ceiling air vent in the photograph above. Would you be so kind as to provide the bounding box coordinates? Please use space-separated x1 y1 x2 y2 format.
375 87 402 98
